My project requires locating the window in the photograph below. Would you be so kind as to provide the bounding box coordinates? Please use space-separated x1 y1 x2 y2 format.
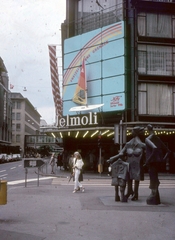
138 83 174 115
12 102 15 109
12 134 15 142
138 13 173 38
12 113 15 120
16 102 21 109
138 45 174 76
16 124 21 131
16 113 21 120
12 124 15 131
16 135 20 142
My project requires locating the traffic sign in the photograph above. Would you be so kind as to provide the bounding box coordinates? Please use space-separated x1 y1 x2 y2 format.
24 158 45 168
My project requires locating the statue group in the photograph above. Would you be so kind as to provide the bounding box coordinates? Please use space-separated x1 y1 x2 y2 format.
107 124 171 205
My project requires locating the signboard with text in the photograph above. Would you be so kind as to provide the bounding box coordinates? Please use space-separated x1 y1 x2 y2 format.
63 21 126 116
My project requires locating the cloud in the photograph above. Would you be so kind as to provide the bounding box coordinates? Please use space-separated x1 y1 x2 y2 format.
0 0 66 124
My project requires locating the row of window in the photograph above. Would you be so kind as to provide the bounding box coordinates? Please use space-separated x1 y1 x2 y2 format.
144 0 175 2
12 124 21 131
25 135 56 144
75 3 175 39
12 101 21 109
138 83 175 115
138 45 175 76
138 13 175 38
12 134 20 143
12 112 21 120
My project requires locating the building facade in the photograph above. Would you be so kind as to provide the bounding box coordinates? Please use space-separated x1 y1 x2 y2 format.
44 0 175 172
10 93 41 156
0 57 12 153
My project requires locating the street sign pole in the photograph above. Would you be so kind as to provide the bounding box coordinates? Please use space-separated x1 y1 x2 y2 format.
24 158 45 187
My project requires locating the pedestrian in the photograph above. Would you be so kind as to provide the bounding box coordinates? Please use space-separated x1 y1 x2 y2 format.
145 124 171 205
49 153 56 174
72 151 85 193
57 153 63 170
68 153 74 174
62 150 68 171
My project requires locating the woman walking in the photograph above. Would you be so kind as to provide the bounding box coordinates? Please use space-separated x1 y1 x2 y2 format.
72 151 85 193
49 153 56 174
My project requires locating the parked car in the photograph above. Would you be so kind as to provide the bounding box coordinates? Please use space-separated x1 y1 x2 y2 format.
0 153 22 163
7 154 13 162
12 154 22 161
0 153 8 163
0 154 5 163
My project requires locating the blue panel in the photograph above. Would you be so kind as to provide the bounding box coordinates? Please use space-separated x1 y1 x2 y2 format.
102 57 125 78
103 93 125 112
102 75 125 95
102 38 124 60
87 62 101 80
63 96 104 116
63 21 125 115
64 28 100 54
64 51 80 69
87 80 101 97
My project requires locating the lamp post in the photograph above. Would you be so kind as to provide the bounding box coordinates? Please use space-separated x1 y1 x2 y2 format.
98 132 102 174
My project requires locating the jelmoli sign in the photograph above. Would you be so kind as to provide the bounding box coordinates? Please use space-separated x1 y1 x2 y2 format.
57 112 98 128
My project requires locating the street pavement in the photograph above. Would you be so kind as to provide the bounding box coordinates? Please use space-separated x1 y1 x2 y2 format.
0 168 175 240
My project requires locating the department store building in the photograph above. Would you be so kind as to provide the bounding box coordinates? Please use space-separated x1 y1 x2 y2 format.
46 0 175 172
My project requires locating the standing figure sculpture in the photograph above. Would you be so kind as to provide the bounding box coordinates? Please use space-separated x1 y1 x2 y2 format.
108 126 146 201
110 158 129 202
145 124 171 205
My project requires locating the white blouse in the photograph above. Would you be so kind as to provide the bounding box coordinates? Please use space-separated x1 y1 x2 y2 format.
73 157 84 170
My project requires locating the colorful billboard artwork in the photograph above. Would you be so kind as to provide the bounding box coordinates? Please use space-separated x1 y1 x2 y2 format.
63 21 125 116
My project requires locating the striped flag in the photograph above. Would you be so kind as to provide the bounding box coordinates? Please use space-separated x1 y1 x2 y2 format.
48 45 62 118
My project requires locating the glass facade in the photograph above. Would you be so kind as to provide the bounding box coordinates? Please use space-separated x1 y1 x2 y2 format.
76 0 123 34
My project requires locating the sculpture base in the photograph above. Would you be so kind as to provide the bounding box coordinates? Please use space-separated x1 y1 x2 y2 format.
146 189 161 205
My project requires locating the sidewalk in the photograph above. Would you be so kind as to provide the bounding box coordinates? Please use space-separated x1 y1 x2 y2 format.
39 166 175 180
1 174 175 240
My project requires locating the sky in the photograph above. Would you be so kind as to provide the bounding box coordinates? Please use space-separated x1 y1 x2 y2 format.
0 0 66 125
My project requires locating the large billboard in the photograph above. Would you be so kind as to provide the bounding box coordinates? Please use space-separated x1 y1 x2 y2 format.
63 21 125 116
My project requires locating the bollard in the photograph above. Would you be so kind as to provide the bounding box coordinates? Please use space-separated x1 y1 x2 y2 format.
98 164 103 173
0 180 7 205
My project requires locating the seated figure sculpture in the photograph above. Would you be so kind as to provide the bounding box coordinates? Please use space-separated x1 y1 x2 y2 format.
110 158 129 202
108 126 146 201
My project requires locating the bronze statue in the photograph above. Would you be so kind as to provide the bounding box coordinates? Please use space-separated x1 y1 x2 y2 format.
108 126 146 201
145 124 171 205
110 158 129 202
